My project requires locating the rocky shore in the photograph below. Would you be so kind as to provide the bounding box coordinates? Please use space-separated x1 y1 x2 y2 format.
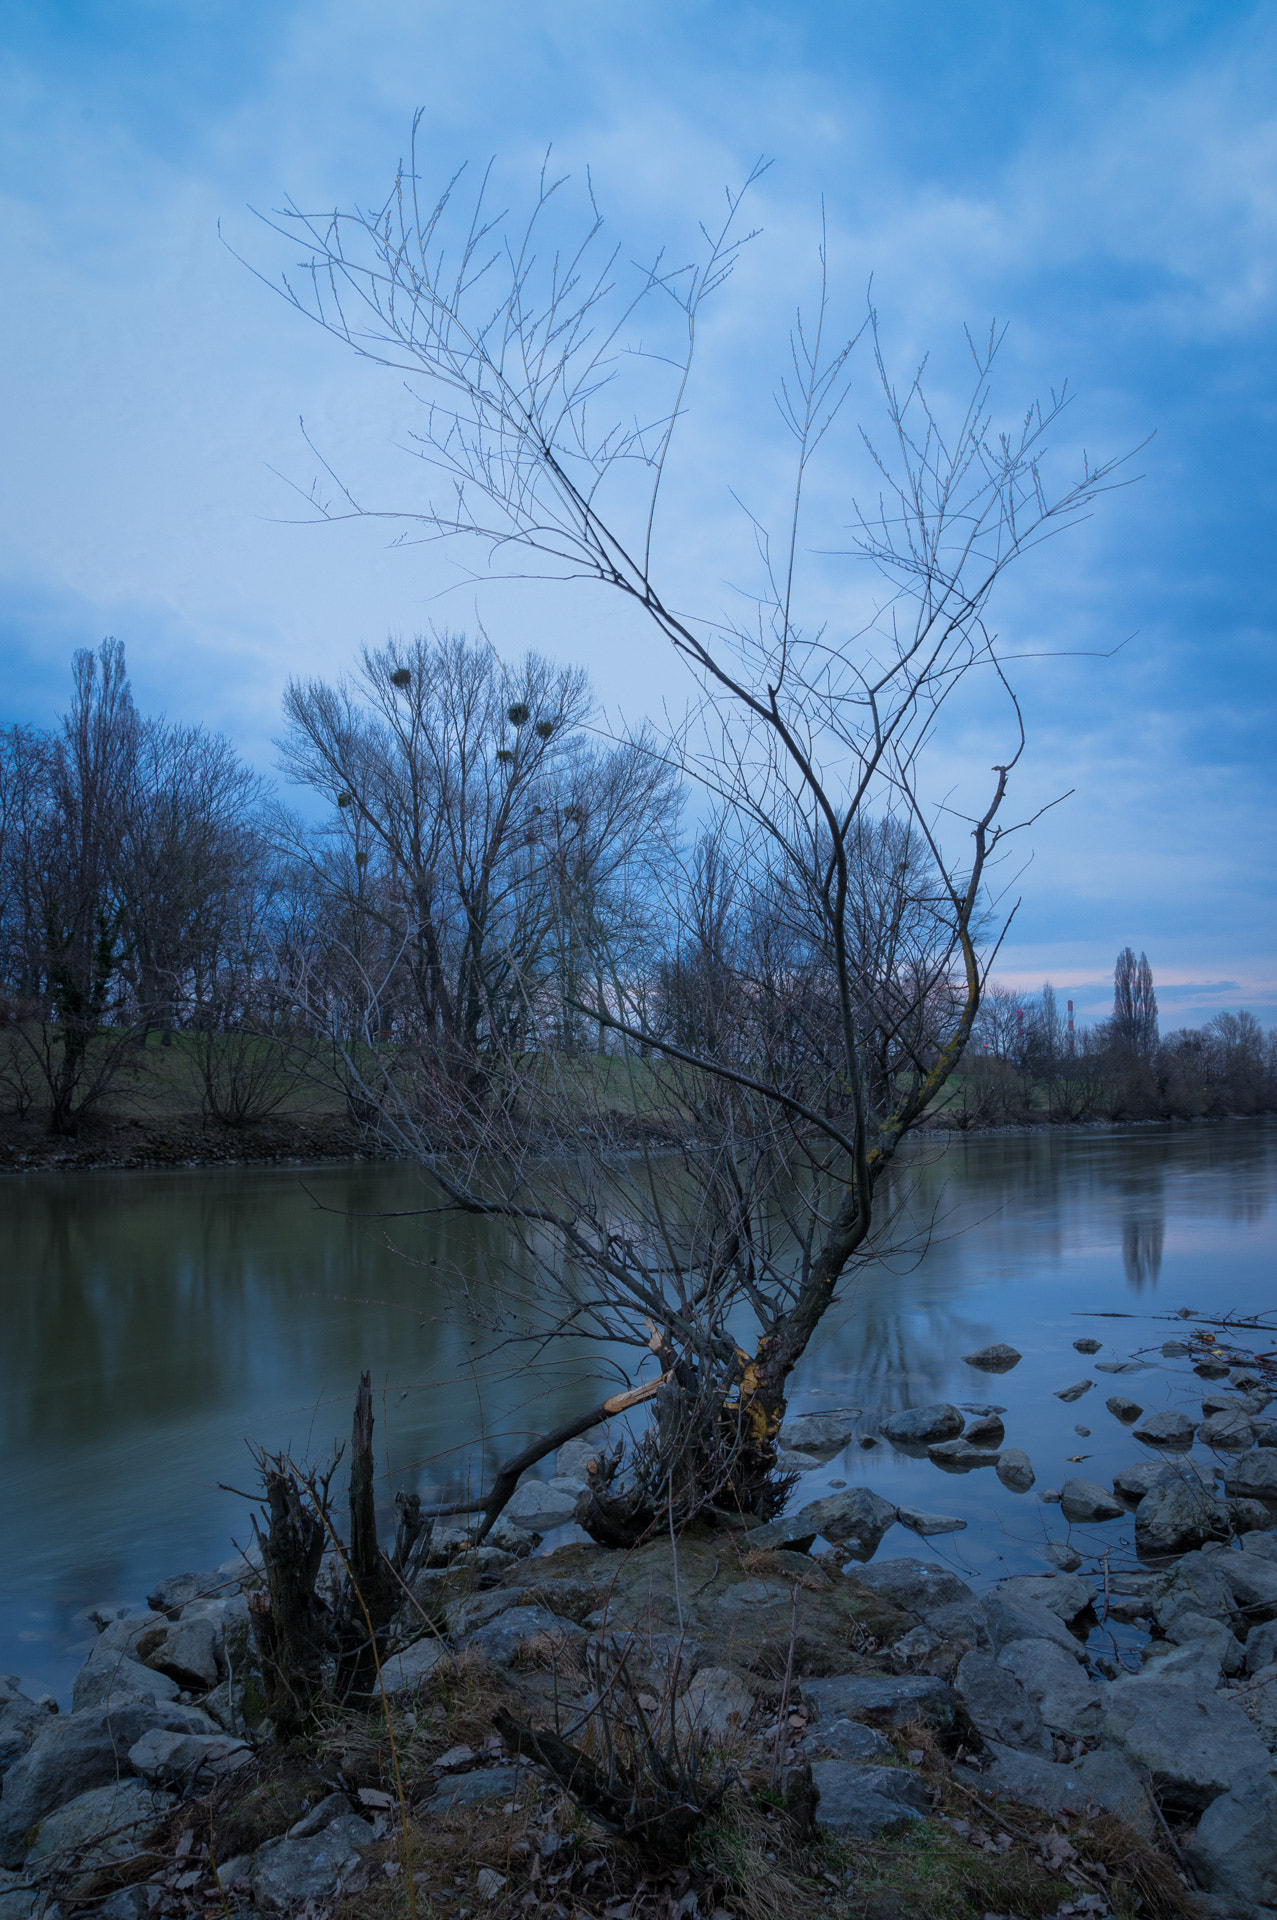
3 1378 1277 1920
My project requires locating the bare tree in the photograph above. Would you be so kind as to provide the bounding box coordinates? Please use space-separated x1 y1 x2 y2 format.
1111 945 1159 1060
248 137 1132 1539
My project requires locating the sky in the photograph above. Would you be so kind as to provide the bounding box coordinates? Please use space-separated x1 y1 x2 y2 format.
1 0 1275 1027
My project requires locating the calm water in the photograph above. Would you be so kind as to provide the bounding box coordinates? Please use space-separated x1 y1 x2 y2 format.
2 1120 1275 1701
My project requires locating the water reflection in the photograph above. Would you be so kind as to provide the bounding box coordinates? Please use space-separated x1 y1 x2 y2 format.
1 1119 1274 1698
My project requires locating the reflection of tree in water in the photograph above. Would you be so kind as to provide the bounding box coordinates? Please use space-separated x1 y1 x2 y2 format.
1122 1211 1164 1291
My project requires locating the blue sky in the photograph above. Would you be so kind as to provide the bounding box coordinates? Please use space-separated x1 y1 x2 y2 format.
1 0 1274 1025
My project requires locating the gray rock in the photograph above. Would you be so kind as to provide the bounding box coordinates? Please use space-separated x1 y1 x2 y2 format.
71 1646 181 1713
775 1448 822 1475
94 1885 156 1920
848 1558 975 1617
980 1593 1088 1663
926 1439 1000 1468
809 1760 928 1837
673 1667 756 1744
1163 1609 1244 1676
1135 1635 1230 1690
1114 1460 1172 1501
1135 1473 1231 1556
126 1729 250 1785
501 1479 582 1532
1228 1497 1273 1534
459 1606 584 1667
1074 1338 1103 1354
1220 1550 1277 1619
1060 1478 1124 1523
1042 1543 1083 1572
424 1766 526 1814
0 1688 47 1782
25 1778 174 1872
997 1638 1105 1737
749 1487 897 1558
880 1404 964 1446
1202 1392 1263 1417
251 1814 376 1908
147 1570 224 1616
1227 1450 1277 1504
0 1702 213 1867
1152 1553 1239 1632
1199 1409 1255 1449
996 1448 1035 1491
955 1652 1051 1754
134 1614 220 1691
1232 1668 1277 1749
1246 1620 1277 1674
1241 1529 1277 1561
380 1638 449 1694
802 1671 955 1729
895 1506 966 1537
1101 1677 1271 1810
779 1411 859 1453
994 1572 1094 1622
1095 1360 1148 1374
1106 1394 1144 1422
809 1718 892 1760
288 1792 356 1837
554 1430 608 1484
486 1519 537 1558
962 1344 1022 1371
1254 1418 1277 1447
1187 1763 1277 1912
958 1739 1157 1838
1133 1409 1197 1447
1054 1379 1093 1403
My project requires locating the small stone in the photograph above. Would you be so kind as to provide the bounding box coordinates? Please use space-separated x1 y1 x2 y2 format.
1226 1450 1277 1504
1074 1425 1091 1437
1095 1360 1148 1374
502 1479 581 1532
380 1639 449 1694
779 1411 859 1453
1042 1543 1083 1572
251 1816 377 1908
964 1413 1005 1446
1054 1379 1093 1403
1194 1359 1232 1379
1133 1409 1196 1447
961 1404 1007 1416
476 1868 506 1900
996 1448 1035 1491
1106 1394 1144 1422
1135 1470 1231 1556
962 1343 1022 1372
674 1666 756 1744
955 1652 1051 1755
927 1438 1000 1468
1199 1408 1254 1449
896 1506 967 1537
1060 1478 1124 1522
880 1404 964 1446
1230 1497 1274 1534
425 1766 525 1814
1161 1339 1190 1357
1074 1338 1102 1354
1040 1487 1062 1504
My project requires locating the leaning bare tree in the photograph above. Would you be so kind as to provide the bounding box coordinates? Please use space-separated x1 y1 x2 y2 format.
246 130 1132 1543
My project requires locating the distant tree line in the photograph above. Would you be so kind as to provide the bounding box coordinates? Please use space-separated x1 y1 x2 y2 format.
959 948 1277 1125
2 639 1273 1139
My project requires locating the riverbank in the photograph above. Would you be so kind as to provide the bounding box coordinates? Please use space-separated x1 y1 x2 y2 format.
0 1110 390 1173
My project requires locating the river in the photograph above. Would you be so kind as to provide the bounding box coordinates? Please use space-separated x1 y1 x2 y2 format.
2 1118 1274 1701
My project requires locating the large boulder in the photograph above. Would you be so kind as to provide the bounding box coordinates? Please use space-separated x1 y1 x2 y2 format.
808 1760 928 1837
801 1672 955 1730
1100 1678 1271 1811
1226 1449 1277 1505
1199 1408 1254 1449
251 1814 376 1909
0 1702 214 1867
880 1404 964 1446
502 1479 582 1532
1060 1478 1124 1523
132 1614 220 1691
1135 1472 1231 1557
0 1683 50 1781
957 1740 1157 1839
997 1638 1105 1738
848 1558 985 1645
954 1653 1051 1755
980 1592 1087 1663
779 1411 859 1454
808 1718 891 1761
72 1647 181 1713
1220 1550 1277 1621
1187 1765 1277 1914
380 1639 449 1694
24 1778 175 1876
993 1573 1093 1623
126 1729 251 1786
748 1487 898 1558
1132 1409 1196 1447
